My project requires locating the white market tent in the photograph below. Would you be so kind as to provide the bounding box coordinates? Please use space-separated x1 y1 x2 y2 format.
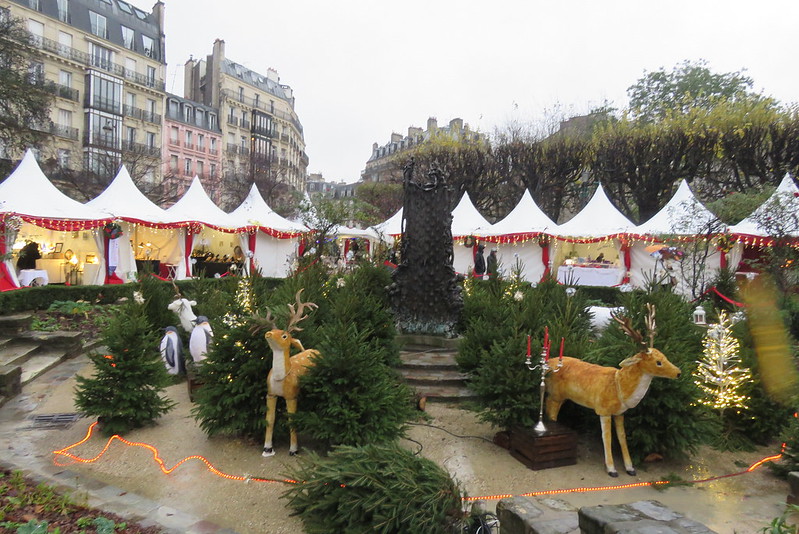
228 184 306 277
481 190 557 282
166 177 242 279
728 173 799 239
0 150 110 288
552 183 636 287
371 208 403 242
86 166 179 283
632 179 736 293
451 192 493 276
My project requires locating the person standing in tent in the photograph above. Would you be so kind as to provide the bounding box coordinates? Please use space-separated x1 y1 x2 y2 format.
474 243 486 279
16 241 41 271
487 248 499 280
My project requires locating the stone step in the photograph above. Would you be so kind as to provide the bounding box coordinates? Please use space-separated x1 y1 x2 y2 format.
396 334 461 350
398 367 468 385
0 337 11 350
20 349 68 386
0 342 40 369
17 331 83 358
399 350 459 370
0 313 34 335
412 383 477 402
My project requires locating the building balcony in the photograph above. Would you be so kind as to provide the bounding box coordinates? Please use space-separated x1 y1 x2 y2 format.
27 34 166 92
85 94 122 115
226 143 238 154
83 132 120 150
30 121 79 140
122 104 161 124
227 116 239 127
208 147 219 155
184 142 195 151
168 137 180 146
39 80 79 102
219 89 303 135
122 140 160 158
251 125 275 137
240 119 251 130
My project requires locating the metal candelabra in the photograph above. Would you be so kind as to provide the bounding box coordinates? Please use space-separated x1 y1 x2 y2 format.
525 343 563 433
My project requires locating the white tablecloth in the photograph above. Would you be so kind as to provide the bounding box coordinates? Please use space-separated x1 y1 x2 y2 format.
18 269 49 286
557 265 623 287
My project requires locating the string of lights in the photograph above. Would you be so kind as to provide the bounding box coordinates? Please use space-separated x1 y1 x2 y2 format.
53 423 784 501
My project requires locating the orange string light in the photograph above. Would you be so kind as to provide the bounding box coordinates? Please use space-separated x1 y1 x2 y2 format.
53 423 784 500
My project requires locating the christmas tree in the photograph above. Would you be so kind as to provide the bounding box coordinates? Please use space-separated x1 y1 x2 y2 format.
74 298 174 435
695 310 752 414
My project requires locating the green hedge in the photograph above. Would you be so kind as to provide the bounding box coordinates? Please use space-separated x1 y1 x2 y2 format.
0 276 285 315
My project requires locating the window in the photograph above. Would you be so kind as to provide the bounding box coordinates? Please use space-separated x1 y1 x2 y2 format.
168 99 179 117
142 35 154 58
121 26 135 50
238 86 244 100
89 43 113 71
58 109 72 127
56 0 72 22
27 20 44 39
185 130 192 147
117 1 132 14
27 62 43 85
170 126 178 143
125 126 136 144
184 158 192 175
125 57 136 75
57 148 70 167
89 11 108 39
88 73 122 113
197 134 205 151
170 155 178 171
29 0 41 11
227 132 235 145
146 98 156 118
209 163 216 178
58 31 72 54
146 66 156 87
209 113 217 130
196 161 204 176
145 131 155 149
254 94 260 107
240 136 247 149
125 92 135 109
195 108 204 127
209 137 217 152
59 70 72 88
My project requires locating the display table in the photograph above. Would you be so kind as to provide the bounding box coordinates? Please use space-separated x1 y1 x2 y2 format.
557 265 623 287
83 263 101 285
18 269 49 286
135 259 161 274
35 259 66 284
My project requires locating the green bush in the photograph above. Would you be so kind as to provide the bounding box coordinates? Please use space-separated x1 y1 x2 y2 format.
282 443 464 534
0 284 133 313
460 277 593 430
588 287 710 462
74 299 174 435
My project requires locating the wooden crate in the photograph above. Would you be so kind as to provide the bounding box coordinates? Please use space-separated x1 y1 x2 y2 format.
508 423 577 471
186 369 204 403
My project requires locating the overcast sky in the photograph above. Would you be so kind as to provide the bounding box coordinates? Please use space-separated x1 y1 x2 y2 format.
153 0 798 184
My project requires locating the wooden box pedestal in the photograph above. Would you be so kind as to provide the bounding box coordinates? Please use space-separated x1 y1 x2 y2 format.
187 368 204 402
497 423 577 471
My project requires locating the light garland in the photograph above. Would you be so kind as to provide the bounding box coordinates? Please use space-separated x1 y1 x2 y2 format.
52 423 784 502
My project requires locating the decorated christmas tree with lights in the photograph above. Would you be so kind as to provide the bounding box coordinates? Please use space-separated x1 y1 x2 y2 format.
695 310 752 415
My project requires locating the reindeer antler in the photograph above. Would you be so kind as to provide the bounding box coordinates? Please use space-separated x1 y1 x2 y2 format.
645 303 656 350
249 309 276 335
286 289 318 333
611 309 647 350
169 279 182 299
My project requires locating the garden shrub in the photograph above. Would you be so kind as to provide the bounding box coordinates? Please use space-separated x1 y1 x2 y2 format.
0 284 133 313
283 443 464 534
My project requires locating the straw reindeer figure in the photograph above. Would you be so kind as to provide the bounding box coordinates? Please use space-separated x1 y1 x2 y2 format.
252 290 320 458
544 304 681 477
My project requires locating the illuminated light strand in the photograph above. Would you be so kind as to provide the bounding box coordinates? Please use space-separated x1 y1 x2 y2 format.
53 422 297 485
54 424 783 500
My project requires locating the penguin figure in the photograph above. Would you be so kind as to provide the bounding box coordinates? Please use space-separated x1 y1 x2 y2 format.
189 316 213 363
160 326 185 375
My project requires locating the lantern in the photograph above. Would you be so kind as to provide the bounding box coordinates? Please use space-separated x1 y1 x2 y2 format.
693 305 707 325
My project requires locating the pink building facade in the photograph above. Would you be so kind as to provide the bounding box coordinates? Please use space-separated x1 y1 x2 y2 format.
162 93 223 205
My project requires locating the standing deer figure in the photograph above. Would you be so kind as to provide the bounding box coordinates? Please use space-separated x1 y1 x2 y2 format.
255 290 320 458
544 304 681 477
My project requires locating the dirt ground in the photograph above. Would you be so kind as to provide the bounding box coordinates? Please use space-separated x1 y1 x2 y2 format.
1 355 793 534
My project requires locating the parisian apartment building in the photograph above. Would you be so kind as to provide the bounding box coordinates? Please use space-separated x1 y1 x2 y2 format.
2 0 166 191
183 39 309 204
361 117 485 184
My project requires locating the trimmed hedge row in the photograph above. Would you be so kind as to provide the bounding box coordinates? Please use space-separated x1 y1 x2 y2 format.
0 276 285 315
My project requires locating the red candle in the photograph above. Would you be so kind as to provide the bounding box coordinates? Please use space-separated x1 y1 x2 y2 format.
527 334 531 356
559 337 564 363
543 327 550 361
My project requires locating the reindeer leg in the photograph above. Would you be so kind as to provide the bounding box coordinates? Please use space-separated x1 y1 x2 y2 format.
286 398 299 456
263 395 277 458
599 415 618 477
613 415 636 476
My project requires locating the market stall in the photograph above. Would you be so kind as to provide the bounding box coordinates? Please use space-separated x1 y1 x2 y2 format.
480 190 557 282
0 151 109 289
450 192 493 276
228 184 307 278
551 184 636 287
